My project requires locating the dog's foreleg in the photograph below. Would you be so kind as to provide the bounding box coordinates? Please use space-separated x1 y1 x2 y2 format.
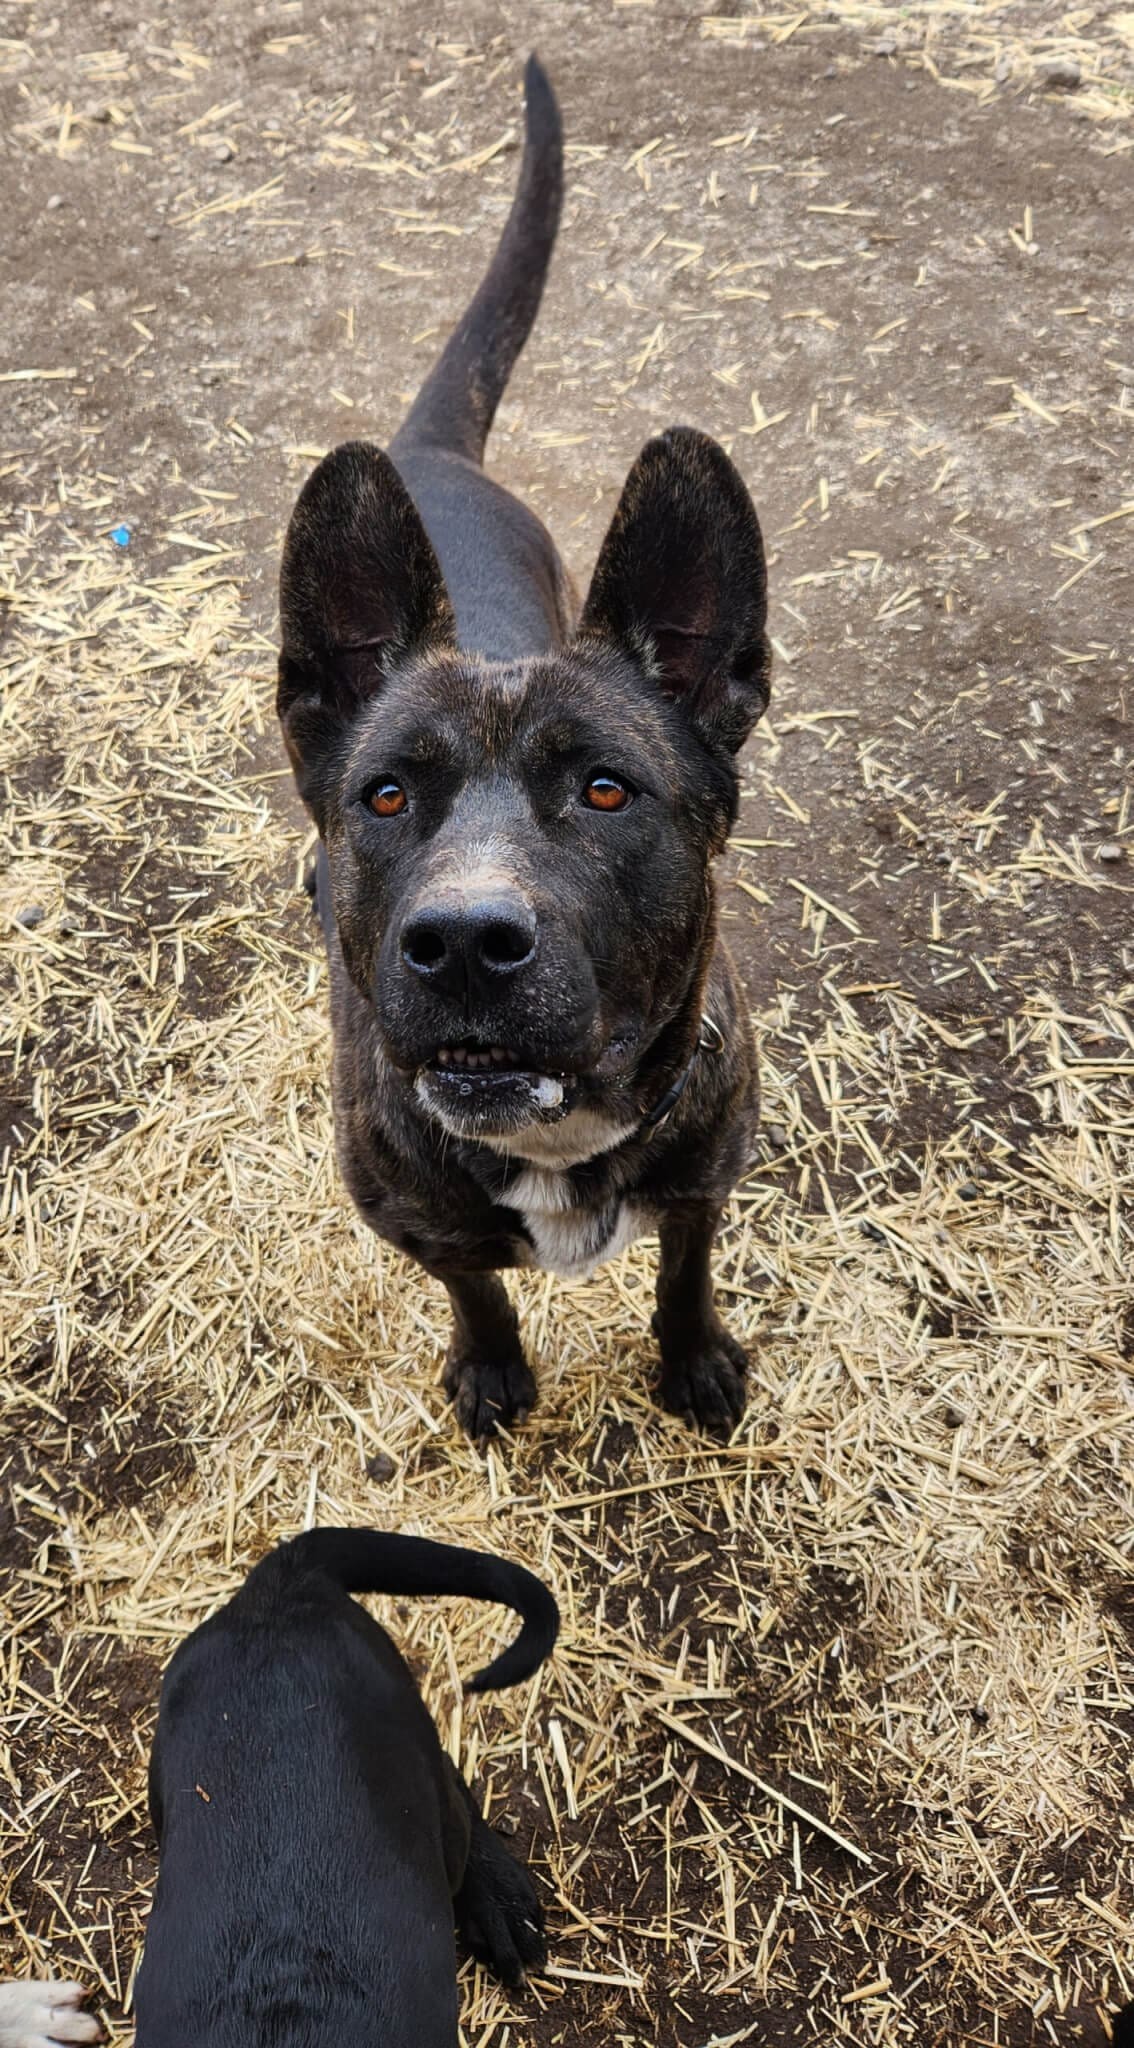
434 1270 537 1441
653 1205 748 1433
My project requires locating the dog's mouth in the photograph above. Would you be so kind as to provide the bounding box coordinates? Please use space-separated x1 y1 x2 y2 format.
416 1039 576 1128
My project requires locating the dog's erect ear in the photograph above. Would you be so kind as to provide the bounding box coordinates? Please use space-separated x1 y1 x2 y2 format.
277 441 455 821
579 427 770 755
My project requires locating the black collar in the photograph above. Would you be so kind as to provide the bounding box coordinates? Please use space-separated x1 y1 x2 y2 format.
639 1013 726 1135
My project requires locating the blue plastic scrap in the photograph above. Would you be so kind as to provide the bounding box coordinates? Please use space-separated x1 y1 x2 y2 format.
110 522 132 548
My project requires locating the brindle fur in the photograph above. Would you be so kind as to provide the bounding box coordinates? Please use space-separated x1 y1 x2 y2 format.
278 58 771 1440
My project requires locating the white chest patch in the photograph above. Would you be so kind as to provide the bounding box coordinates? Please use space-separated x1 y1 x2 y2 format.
507 1165 648 1281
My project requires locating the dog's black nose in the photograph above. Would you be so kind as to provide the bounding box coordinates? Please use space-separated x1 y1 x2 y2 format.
400 897 538 1001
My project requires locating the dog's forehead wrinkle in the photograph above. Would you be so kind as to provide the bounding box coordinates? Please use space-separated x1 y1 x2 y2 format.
540 647 687 784
344 692 455 778
379 657 539 766
480 659 531 706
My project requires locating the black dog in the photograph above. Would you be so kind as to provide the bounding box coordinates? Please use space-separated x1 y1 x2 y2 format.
278 57 771 1440
135 1530 558 2047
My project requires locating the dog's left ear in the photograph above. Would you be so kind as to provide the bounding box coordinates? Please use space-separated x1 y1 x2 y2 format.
579 426 770 754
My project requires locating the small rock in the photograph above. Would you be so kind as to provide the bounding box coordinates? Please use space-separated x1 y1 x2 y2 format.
944 1406 966 1430
213 142 234 164
957 1181 982 1202
198 366 220 386
767 1123 788 1150
366 1450 396 1483
1097 842 1124 863
494 1812 518 1837
47 192 65 211
994 52 1013 84
145 225 162 241
870 33 898 56
16 904 46 929
1036 56 1080 90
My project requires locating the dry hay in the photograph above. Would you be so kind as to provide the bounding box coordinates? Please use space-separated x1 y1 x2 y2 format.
3 4 1134 2044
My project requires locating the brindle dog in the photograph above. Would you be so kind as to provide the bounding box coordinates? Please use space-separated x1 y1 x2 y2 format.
278 57 771 1441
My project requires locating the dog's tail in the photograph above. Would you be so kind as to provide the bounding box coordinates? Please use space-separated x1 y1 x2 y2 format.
252 1528 559 1693
389 55 563 467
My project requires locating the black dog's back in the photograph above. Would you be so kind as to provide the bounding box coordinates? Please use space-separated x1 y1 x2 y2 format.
389 56 573 659
136 1531 558 2048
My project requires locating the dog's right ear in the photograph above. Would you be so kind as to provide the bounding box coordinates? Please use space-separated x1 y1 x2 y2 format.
277 441 455 824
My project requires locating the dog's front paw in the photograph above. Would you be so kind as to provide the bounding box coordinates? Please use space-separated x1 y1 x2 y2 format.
444 1348 537 1441
456 1821 546 1986
656 1324 748 1435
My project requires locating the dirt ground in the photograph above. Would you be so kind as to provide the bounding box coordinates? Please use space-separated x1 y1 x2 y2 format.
3 2 1133 2043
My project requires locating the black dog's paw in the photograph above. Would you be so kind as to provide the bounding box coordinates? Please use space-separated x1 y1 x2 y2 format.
456 1819 546 1986
444 1349 537 1441
656 1325 748 1435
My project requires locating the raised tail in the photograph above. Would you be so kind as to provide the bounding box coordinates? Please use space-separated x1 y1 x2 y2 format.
251 1527 559 1693
390 55 563 467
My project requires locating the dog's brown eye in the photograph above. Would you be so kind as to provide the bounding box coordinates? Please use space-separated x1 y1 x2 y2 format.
369 781 406 818
582 775 632 812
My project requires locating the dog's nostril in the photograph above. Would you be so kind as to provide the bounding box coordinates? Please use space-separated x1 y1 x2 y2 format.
479 918 535 969
402 920 447 972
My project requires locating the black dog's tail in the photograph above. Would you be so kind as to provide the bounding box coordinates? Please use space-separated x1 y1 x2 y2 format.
251 1528 559 1693
390 55 563 467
